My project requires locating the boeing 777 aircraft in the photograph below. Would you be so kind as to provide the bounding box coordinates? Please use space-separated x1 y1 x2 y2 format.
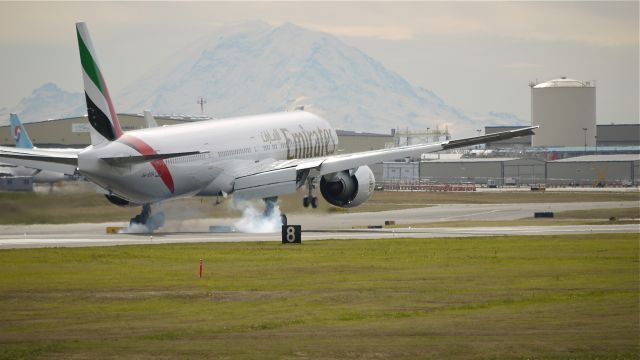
0 22 537 231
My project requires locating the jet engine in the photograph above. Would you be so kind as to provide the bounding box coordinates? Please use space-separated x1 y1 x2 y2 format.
319 165 375 208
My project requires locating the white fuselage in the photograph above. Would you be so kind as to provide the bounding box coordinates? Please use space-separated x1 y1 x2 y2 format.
77 111 338 204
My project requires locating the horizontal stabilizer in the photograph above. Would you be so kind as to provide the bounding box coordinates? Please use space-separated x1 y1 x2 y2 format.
0 146 78 175
101 151 206 166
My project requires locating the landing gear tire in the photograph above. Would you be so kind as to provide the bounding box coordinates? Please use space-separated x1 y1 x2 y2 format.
305 177 319 210
129 204 164 232
280 214 288 227
303 196 318 208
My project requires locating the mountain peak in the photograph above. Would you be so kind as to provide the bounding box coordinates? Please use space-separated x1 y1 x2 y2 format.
1 22 524 135
34 82 60 92
0 83 84 124
117 21 478 133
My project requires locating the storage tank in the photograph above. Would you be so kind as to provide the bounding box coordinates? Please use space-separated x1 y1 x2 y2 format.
530 77 596 147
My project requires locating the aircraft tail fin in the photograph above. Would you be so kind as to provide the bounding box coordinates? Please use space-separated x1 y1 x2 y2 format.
9 113 35 149
76 22 123 146
143 110 159 128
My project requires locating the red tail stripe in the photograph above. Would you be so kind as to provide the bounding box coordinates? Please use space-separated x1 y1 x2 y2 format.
99 72 123 138
119 134 175 193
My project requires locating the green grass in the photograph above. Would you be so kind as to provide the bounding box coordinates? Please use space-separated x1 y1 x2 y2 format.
0 234 637 359
556 207 640 220
1 188 638 225
384 207 640 228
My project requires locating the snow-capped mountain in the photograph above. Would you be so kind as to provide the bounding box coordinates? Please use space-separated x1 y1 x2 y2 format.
0 83 84 125
116 22 516 136
2 22 527 136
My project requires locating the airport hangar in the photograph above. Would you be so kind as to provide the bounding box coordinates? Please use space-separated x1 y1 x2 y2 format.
383 155 639 187
0 111 637 188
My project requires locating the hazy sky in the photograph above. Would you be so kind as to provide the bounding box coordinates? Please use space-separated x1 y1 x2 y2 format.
1 1 638 124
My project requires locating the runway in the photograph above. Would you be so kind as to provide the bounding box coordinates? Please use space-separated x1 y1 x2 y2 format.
0 201 637 249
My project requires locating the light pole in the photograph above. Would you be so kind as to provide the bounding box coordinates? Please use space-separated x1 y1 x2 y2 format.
595 135 598 154
476 129 482 150
582 127 587 153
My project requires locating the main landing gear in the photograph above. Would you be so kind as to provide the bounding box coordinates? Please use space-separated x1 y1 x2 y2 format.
263 196 287 226
129 204 165 232
303 178 318 209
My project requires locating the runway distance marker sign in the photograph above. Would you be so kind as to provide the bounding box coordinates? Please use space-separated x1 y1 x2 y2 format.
282 225 301 244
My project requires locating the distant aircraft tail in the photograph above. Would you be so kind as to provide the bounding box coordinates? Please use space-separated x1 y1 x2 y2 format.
9 113 35 149
76 22 123 146
143 110 159 128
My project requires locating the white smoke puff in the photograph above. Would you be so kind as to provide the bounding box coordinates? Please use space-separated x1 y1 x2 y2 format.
118 223 150 234
158 203 212 233
232 198 282 233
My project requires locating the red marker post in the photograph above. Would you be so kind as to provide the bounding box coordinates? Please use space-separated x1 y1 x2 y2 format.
199 258 203 278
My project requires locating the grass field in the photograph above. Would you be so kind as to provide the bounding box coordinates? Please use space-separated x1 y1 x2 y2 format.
1 187 638 225
383 207 640 229
0 234 637 359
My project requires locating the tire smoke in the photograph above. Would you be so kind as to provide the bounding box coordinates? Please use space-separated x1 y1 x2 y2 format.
233 199 282 233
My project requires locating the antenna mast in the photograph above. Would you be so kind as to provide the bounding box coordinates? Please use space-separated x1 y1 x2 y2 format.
197 97 207 115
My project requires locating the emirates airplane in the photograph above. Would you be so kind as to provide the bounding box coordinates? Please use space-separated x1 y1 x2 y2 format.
0 22 537 231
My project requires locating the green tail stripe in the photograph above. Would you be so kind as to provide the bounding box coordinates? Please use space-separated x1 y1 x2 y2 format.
77 29 104 95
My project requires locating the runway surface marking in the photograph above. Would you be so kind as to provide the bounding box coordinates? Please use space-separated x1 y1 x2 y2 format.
0 224 637 249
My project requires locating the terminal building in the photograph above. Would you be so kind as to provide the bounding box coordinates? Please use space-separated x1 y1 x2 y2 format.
485 124 640 150
384 155 637 187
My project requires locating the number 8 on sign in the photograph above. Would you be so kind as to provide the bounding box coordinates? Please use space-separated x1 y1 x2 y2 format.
286 226 296 242
281 225 301 244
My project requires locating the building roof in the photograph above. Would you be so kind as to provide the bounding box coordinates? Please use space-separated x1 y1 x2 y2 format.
423 157 520 163
534 146 640 152
533 77 594 88
11 113 207 126
485 125 530 129
336 129 392 137
551 154 639 162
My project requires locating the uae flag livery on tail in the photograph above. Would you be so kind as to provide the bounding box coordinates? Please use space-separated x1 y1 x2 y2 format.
76 22 123 144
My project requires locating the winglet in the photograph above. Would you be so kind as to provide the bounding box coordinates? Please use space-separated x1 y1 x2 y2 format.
441 126 538 150
76 22 123 145
9 114 35 149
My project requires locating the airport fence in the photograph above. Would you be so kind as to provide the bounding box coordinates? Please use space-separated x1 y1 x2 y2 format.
379 180 476 192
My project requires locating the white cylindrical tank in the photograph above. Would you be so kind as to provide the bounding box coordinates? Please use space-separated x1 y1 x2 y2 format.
530 77 596 147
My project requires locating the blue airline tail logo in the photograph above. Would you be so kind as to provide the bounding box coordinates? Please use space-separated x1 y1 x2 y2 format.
9 114 35 149
13 126 21 142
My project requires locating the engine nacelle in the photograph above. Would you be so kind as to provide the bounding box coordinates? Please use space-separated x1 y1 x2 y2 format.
319 166 375 208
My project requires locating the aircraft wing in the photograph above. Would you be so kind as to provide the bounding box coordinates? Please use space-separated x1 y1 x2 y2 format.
232 126 537 199
0 146 79 175
289 125 536 174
